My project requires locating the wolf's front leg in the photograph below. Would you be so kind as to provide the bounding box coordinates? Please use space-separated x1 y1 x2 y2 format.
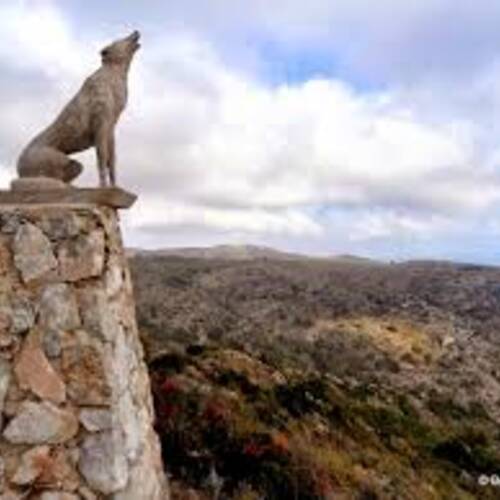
96 124 111 187
108 133 116 186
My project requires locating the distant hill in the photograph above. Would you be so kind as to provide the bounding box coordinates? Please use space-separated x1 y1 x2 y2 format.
328 253 383 265
127 244 389 264
128 244 306 261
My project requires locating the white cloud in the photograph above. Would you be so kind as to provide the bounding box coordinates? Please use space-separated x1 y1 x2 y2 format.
120 50 499 218
0 1 94 81
125 198 322 237
347 211 452 242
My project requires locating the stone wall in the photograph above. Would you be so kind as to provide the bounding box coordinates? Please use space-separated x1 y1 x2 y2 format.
0 201 167 499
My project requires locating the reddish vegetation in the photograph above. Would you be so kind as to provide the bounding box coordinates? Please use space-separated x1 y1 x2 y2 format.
202 398 230 423
149 346 500 499
161 377 180 395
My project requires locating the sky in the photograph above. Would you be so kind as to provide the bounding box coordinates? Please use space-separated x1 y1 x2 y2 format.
1 1 500 263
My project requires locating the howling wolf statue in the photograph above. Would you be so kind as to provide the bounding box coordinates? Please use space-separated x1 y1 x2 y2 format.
16 31 141 188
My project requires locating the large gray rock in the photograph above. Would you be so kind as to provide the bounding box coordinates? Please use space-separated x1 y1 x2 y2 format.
79 408 113 432
116 390 142 462
57 230 105 282
9 296 34 335
0 359 11 429
0 212 23 235
13 223 57 282
78 286 121 342
79 431 128 494
39 284 80 357
39 284 80 332
42 329 63 359
37 211 83 240
105 256 124 298
0 297 12 348
3 401 78 445
115 431 168 500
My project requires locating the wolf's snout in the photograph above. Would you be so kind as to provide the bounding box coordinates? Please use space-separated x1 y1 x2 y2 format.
130 31 141 42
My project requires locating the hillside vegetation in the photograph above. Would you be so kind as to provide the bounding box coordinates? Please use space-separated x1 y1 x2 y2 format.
131 254 500 499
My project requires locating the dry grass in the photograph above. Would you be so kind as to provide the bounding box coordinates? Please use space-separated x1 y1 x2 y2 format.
311 316 445 365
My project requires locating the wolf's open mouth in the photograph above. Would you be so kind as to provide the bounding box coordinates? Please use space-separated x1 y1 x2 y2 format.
131 31 141 50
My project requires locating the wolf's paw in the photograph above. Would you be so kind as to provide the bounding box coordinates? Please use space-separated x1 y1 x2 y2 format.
64 159 83 183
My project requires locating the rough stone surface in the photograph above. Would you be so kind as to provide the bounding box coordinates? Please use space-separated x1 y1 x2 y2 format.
116 390 142 462
0 242 11 276
37 448 80 492
39 284 80 333
0 204 166 499
9 297 34 335
42 330 63 359
79 431 128 494
0 360 11 428
14 332 66 403
3 401 78 445
105 258 124 298
0 212 23 235
116 427 168 500
57 230 105 282
78 487 97 500
79 408 113 432
11 445 51 485
62 332 111 406
0 298 12 341
78 286 121 342
0 491 22 500
0 455 4 490
13 223 57 282
37 211 83 240
39 493 79 500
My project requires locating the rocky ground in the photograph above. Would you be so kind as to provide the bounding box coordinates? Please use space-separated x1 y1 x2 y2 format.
131 254 500 499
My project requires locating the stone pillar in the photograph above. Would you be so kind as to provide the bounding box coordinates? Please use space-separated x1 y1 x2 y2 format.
0 188 167 499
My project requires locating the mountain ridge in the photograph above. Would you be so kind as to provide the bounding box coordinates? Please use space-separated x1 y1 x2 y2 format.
128 244 386 264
